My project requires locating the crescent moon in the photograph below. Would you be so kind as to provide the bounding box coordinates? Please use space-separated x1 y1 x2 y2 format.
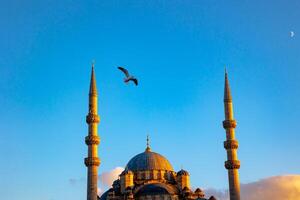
290 31 295 37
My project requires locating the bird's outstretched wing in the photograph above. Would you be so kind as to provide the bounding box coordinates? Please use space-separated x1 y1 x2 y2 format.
129 78 138 86
118 67 130 77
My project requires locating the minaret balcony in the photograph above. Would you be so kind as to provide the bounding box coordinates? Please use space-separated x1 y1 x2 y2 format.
86 114 100 124
222 120 237 129
85 135 100 145
225 160 240 169
224 140 238 149
84 157 100 167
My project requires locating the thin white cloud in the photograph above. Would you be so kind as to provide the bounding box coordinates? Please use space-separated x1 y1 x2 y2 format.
69 166 124 196
98 167 124 187
97 167 125 196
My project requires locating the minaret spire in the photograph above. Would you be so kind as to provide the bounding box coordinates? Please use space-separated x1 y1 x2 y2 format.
224 69 232 102
89 63 97 95
85 64 100 200
222 70 241 200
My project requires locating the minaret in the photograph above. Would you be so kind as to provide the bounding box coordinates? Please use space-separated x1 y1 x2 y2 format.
223 70 240 200
85 64 101 200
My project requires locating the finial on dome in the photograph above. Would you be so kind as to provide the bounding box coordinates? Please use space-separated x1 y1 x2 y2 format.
145 134 151 152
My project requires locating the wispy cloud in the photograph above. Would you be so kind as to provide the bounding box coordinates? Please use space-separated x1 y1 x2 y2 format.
97 166 124 195
98 167 124 187
68 166 124 196
205 175 300 200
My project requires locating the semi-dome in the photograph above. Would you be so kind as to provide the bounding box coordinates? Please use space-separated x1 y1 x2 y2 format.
125 148 173 171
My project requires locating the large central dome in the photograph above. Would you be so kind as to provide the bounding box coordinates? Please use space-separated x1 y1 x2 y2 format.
125 148 173 171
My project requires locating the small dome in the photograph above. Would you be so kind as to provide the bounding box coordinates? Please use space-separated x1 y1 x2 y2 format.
194 188 203 193
177 169 189 176
194 188 205 198
209 196 217 200
126 150 173 171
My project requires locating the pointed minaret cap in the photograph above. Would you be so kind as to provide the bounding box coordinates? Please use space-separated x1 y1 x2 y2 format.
89 63 97 95
224 68 232 102
145 135 151 152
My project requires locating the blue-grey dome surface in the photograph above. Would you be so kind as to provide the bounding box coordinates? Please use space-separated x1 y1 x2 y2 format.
125 150 173 171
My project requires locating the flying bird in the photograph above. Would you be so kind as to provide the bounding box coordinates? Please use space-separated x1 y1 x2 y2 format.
118 67 138 86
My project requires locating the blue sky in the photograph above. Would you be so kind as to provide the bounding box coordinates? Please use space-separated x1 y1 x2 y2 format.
0 1 299 200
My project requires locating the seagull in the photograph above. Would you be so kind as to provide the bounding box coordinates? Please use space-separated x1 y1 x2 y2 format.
118 67 138 86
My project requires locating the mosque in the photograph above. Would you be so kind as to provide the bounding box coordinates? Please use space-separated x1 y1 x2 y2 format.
84 65 240 200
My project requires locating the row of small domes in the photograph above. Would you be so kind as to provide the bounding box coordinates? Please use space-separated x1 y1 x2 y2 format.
120 169 189 176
